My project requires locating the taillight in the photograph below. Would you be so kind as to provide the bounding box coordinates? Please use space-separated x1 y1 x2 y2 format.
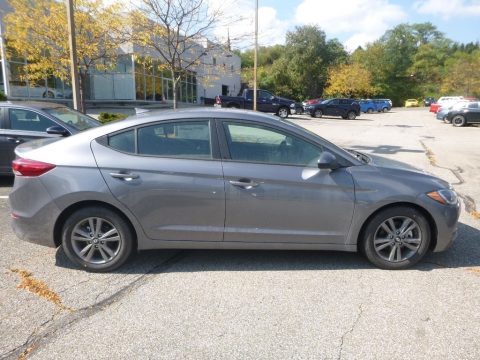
215 95 221 104
12 158 56 177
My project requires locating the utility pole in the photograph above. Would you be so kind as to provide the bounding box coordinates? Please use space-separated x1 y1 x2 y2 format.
0 20 10 96
253 0 258 111
66 0 80 110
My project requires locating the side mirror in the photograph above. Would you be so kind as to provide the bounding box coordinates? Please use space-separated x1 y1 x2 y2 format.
318 151 339 170
46 126 69 137
270 95 276 101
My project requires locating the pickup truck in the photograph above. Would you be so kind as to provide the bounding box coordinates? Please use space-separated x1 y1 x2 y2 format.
215 89 296 118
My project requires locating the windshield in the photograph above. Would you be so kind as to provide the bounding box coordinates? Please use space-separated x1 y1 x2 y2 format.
321 99 331 104
44 107 101 131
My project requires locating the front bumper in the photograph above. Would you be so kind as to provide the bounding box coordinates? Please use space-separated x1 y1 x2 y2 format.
419 194 461 252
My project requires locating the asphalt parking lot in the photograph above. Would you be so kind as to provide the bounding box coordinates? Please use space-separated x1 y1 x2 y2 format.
1 108 479 359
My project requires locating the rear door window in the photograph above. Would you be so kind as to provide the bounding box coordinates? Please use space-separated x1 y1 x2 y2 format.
9 108 57 132
137 121 212 158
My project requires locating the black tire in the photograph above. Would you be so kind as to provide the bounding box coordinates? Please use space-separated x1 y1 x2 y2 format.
277 107 289 119
452 115 466 127
313 109 323 118
228 103 240 109
43 91 54 98
444 117 452 124
347 111 356 120
62 206 134 272
367 108 373 114
383 107 388 113
361 206 431 270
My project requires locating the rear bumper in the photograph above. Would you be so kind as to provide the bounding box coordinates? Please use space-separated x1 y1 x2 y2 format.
10 177 60 248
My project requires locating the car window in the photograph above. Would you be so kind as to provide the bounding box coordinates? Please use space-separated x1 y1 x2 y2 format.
137 121 212 158
9 108 57 132
330 99 339 105
258 90 272 100
44 107 100 131
224 122 323 166
108 129 135 153
468 102 478 109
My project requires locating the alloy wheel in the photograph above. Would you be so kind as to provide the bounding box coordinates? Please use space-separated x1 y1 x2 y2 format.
71 217 122 264
373 216 422 262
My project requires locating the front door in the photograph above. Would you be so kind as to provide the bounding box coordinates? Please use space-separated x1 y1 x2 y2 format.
218 120 355 245
92 119 225 242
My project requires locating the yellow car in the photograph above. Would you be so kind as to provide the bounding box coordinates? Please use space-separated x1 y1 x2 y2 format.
405 99 419 107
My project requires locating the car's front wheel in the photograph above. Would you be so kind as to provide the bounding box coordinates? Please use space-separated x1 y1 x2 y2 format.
313 109 323 118
452 115 466 127
62 206 134 272
347 111 356 120
277 107 289 119
361 206 431 270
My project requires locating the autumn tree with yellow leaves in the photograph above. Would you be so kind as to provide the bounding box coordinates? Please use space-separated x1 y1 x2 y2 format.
324 63 377 99
4 0 126 112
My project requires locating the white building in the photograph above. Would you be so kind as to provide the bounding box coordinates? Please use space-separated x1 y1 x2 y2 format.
0 0 241 105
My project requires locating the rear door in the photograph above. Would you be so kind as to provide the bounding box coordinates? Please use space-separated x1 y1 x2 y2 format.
0 107 11 174
217 119 355 245
92 119 225 242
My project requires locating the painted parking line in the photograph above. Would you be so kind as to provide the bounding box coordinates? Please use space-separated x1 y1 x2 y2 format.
0 196 9 199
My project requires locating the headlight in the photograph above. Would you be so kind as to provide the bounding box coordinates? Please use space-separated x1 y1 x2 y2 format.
427 189 458 205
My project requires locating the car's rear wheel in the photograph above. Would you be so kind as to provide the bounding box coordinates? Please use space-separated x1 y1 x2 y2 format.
383 107 388 113
277 107 289 119
444 117 452 124
62 207 134 272
347 111 356 120
452 115 466 127
367 108 373 114
313 109 323 118
361 206 430 270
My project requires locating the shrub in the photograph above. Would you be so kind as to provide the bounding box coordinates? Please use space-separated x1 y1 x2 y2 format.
0 91 7 101
98 112 128 124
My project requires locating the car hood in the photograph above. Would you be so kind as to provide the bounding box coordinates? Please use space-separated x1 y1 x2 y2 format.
276 96 296 104
367 153 425 173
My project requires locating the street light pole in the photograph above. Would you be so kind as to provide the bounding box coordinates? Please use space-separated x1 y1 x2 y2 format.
66 0 80 110
253 0 258 111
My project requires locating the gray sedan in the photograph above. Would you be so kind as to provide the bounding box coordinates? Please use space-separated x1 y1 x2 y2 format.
9 109 460 271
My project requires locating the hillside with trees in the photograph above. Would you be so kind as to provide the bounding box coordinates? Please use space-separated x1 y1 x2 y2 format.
236 23 480 106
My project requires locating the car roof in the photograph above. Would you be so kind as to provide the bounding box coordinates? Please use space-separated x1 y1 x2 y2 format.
0 101 67 110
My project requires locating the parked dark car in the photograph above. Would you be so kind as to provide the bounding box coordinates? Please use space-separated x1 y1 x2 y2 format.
446 102 480 127
0 101 101 175
10 108 459 272
424 97 436 106
215 89 296 118
302 98 322 112
309 99 361 120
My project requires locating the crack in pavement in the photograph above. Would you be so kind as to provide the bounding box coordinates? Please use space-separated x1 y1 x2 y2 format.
337 284 373 360
0 251 187 360
419 140 478 219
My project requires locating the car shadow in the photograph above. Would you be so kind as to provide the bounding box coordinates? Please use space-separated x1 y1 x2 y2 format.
351 145 424 154
54 222 480 274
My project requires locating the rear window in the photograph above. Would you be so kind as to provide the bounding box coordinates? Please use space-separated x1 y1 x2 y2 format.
108 130 135 153
44 107 100 131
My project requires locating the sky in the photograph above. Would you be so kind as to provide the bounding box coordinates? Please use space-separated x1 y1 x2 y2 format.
208 0 480 51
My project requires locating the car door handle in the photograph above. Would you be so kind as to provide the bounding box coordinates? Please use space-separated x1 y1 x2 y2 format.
109 172 139 181
229 179 259 189
7 137 23 144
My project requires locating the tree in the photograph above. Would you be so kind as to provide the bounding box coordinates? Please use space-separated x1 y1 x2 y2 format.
4 0 126 113
441 50 480 97
130 0 227 109
324 63 376 98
